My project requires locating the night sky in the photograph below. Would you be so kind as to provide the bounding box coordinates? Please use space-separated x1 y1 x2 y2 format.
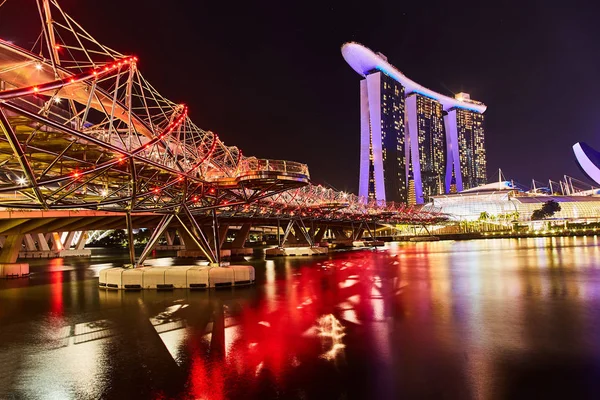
1 0 599 193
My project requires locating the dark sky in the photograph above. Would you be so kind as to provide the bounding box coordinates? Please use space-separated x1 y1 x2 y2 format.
2 0 600 192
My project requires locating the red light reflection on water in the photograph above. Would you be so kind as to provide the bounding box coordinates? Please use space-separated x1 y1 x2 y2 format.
184 249 396 399
49 258 64 315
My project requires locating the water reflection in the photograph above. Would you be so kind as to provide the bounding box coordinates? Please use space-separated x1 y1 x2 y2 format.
2 238 600 398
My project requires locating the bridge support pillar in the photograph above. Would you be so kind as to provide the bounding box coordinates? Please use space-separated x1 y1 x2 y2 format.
18 231 90 259
137 215 174 266
0 234 29 278
231 223 251 249
211 208 222 265
36 233 50 251
23 234 36 251
175 214 221 262
331 228 350 241
330 228 355 248
165 230 175 246
291 226 311 246
227 223 253 259
177 228 201 251
352 227 365 241
125 212 136 267
279 219 313 247
75 231 87 250
313 226 327 244
19 233 54 258
58 230 91 256
63 231 76 250
218 224 229 248
50 232 63 251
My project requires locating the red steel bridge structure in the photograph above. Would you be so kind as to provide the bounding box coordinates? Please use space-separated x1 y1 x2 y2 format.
0 0 445 270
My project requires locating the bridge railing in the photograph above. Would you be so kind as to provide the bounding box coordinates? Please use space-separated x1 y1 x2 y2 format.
237 157 310 179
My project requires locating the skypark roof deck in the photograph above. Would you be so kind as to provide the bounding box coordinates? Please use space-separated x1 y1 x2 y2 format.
341 42 487 113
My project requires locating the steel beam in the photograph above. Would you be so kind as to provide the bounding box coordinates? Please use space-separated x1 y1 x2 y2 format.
137 214 173 266
0 109 46 208
125 211 135 266
175 214 215 263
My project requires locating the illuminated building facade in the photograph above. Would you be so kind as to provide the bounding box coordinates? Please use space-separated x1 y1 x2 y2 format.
424 181 600 222
407 93 445 202
342 42 487 203
360 70 407 203
407 172 416 205
446 96 487 190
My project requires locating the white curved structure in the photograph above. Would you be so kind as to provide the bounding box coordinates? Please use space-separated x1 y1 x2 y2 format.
342 42 487 203
573 142 600 185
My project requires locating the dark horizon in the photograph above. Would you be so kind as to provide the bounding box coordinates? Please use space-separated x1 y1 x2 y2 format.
1 0 599 193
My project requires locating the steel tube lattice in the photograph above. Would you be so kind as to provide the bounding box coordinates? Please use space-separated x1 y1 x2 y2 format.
0 0 447 267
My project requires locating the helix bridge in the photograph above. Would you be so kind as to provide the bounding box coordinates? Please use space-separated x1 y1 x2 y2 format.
0 0 446 267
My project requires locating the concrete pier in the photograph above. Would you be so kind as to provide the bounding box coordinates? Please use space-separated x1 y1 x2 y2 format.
265 246 328 257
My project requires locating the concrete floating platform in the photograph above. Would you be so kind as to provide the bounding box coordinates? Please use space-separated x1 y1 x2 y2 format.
230 265 255 285
409 236 440 242
209 267 234 288
122 267 145 289
185 266 210 289
18 249 91 259
59 249 92 257
0 263 29 278
352 240 385 247
99 265 255 290
18 251 57 259
265 246 329 257
142 267 167 289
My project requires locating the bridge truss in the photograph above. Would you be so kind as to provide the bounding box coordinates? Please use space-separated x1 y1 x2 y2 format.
0 1 446 265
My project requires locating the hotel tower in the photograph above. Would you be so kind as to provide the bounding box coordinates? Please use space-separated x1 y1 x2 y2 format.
342 42 487 204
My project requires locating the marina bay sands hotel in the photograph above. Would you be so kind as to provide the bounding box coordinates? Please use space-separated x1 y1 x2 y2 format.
342 42 487 204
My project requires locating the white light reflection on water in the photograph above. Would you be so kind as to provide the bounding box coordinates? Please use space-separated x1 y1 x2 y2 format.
264 259 277 312
316 314 346 361
13 319 112 399
149 303 190 366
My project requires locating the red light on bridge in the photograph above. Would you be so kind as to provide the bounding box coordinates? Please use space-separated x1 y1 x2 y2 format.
72 171 80 178
153 188 160 194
